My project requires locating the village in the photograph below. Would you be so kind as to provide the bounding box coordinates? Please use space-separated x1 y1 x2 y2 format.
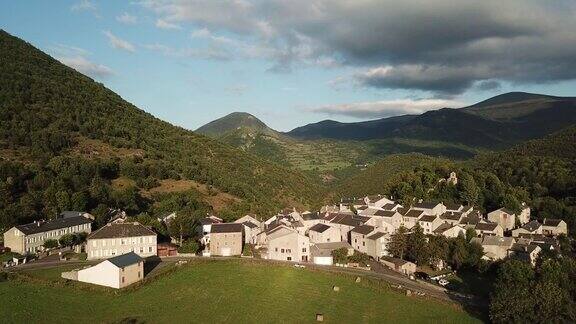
1 178 568 291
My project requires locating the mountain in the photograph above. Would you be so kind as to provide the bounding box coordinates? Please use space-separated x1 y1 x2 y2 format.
286 92 576 149
0 30 321 229
196 112 276 137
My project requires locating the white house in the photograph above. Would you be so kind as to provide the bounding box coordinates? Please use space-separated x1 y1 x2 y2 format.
266 225 310 262
417 215 443 234
308 223 341 244
310 242 354 266
541 218 568 236
412 201 446 216
62 252 144 289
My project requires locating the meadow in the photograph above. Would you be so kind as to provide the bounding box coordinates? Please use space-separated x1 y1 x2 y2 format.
0 259 481 323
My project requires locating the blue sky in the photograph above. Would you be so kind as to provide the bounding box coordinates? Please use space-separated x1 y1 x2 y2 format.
2 1 576 131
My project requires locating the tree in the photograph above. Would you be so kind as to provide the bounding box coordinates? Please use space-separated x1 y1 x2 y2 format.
331 247 349 264
43 239 58 249
465 227 477 241
168 212 196 244
387 226 408 259
490 260 536 323
458 172 479 205
428 235 449 269
58 233 75 247
70 191 88 211
466 241 484 269
348 251 370 266
178 240 199 254
406 224 428 265
448 238 469 270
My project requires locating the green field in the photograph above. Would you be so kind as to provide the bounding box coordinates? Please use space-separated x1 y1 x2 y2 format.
0 260 480 323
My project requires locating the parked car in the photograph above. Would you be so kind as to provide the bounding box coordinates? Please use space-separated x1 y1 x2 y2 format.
437 278 449 286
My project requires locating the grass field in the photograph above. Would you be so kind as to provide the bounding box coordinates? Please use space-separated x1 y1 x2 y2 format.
0 260 481 323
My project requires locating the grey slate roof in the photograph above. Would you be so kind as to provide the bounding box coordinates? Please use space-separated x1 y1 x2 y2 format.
309 223 331 233
351 225 374 235
211 223 243 233
242 221 259 229
374 210 397 217
419 215 438 223
543 218 563 226
367 232 386 240
475 222 499 231
88 223 156 239
522 220 542 232
301 212 321 221
413 201 441 209
404 209 424 218
440 212 463 221
107 252 143 268
16 216 92 236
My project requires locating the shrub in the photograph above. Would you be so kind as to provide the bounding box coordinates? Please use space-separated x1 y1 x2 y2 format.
242 245 252 256
43 239 59 249
178 241 199 254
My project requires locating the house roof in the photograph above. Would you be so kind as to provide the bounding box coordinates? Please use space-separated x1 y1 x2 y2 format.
440 212 463 221
374 210 397 217
328 213 365 227
310 242 353 257
419 215 438 223
499 207 516 215
479 236 514 247
211 223 243 233
543 218 563 227
413 201 441 209
475 222 499 231
522 220 542 232
16 216 92 236
367 232 387 240
301 212 321 221
433 223 453 234
381 256 413 267
88 222 156 239
106 252 143 268
381 203 396 210
60 211 87 219
199 217 222 225
404 209 424 218
242 221 259 229
309 223 332 233
510 243 540 254
444 203 463 211
351 225 374 235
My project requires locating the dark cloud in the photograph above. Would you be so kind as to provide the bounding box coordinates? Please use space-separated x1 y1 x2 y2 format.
141 0 576 94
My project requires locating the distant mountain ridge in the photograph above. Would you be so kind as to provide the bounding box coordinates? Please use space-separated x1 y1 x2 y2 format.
286 92 576 148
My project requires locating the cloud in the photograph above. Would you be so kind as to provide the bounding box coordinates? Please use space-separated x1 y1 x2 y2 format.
71 0 96 12
155 19 182 30
103 31 136 52
138 0 576 94
117 13 138 25
310 98 465 119
58 56 114 78
143 43 231 60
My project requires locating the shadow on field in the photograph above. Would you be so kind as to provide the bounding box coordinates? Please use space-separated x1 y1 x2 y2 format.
144 256 162 276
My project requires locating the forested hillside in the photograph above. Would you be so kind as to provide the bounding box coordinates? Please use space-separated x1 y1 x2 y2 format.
0 30 321 230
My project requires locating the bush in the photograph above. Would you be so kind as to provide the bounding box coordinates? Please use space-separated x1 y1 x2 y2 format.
178 241 199 254
242 245 252 256
348 251 370 266
43 239 59 249
0 271 7 282
331 247 349 264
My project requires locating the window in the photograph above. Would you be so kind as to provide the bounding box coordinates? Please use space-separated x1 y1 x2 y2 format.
287 249 291 253
302 248 306 252
281 249 285 253
148 246 152 253
138 271 141 278
140 247 144 253
363 242 365 247
287 257 292 261
275 248 278 252
122 277 125 283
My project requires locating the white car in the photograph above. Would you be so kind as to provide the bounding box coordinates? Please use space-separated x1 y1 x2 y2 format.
438 278 449 286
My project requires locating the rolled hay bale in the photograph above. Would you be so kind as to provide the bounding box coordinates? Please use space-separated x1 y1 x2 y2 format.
316 314 324 322
355 276 361 283
333 286 340 292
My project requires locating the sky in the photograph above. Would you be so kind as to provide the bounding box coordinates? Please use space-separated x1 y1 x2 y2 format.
1 0 576 132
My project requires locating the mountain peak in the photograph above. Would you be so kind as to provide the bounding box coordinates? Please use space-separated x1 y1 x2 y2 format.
196 111 273 138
